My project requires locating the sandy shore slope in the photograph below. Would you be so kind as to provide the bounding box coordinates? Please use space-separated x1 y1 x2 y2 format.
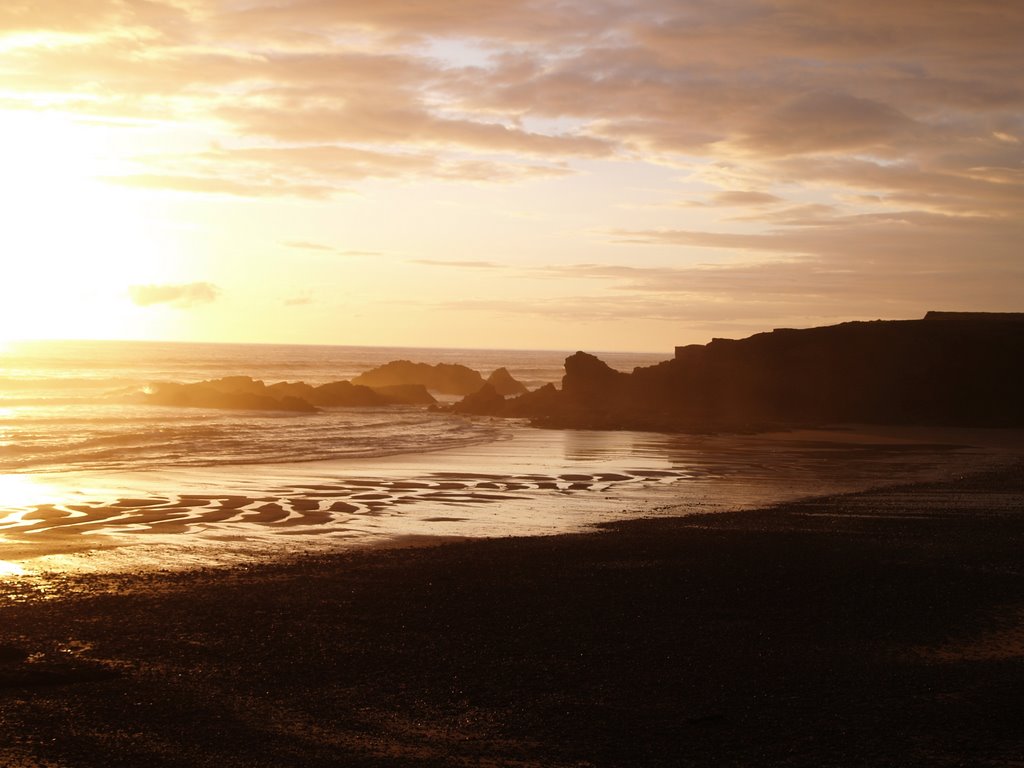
1 463 1022 767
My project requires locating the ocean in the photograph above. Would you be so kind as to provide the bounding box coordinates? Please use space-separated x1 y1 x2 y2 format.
1 339 1017 574
0 339 667 475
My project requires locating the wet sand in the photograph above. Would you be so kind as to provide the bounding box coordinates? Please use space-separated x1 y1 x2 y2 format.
1 462 1022 767
2 425 1015 573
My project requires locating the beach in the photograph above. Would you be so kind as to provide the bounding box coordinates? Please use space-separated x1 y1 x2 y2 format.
2 425 1016 573
2 455 1023 766
4 1 1022 762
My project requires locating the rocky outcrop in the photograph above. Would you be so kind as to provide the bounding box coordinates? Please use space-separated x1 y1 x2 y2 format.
454 312 1024 431
368 384 438 405
561 352 629 405
486 367 528 396
647 312 1024 428
450 383 506 414
141 379 318 413
351 361 486 395
138 376 436 412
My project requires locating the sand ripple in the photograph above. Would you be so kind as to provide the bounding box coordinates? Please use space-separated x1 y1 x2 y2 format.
0 469 692 541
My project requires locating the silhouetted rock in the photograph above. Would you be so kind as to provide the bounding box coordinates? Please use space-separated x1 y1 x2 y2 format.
142 380 317 413
268 381 434 406
497 313 1024 431
138 375 438 412
369 384 437 405
266 381 317 401
450 382 564 418
352 361 485 395
486 367 528 396
451 383 506 414
308 381 385 407
561 352 629 404
209 376 267 394
504 382 562 417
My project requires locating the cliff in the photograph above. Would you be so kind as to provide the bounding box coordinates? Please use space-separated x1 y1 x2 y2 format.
454 313 1024 430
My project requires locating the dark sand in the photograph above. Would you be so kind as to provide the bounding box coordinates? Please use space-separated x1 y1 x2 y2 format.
1 465 1022 767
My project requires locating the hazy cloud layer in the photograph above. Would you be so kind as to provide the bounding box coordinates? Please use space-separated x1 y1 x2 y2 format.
11 1 1020 190
6 1 1022 333
129 282 221 308
411 259 504 269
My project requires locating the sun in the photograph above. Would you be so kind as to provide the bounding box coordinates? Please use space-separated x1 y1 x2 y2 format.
0 109 172 341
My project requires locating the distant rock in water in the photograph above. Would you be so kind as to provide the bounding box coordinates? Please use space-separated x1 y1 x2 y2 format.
451 381 560 418
368 384 437 405
268 381 381 407
137 376 436 412
141 378 318 413
451 383 505 414
351 360 486 395
486 367 528 396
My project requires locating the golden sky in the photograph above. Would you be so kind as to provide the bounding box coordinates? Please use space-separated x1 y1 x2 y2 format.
1 0 1021 351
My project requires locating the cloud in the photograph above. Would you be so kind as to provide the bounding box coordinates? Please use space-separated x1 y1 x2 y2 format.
106 174 338 199
282 242 390 257
5 0 1021 339
217 103 614 157
682 190 783 207
736 92 919 155
129 282 221 308
429 243 1024 334
610 211 1023 271
8 0 1021 205
283 240 336 252
411 259 504 269
100 143 574 199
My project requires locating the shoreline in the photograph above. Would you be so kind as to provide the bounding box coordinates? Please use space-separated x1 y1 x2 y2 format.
3 424 1019 575
2 462 1023 766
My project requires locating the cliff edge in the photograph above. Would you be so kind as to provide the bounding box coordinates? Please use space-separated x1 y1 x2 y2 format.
455 312 1024 431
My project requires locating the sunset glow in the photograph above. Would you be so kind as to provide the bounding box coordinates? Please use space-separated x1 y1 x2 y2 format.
1 6 1022 765
2 1 1021 350
0 474 61 513
0 560 24 577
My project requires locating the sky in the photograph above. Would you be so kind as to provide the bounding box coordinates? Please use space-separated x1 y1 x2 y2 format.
1 0 1021 352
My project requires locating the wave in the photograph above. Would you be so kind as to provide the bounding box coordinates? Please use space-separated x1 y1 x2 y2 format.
0 376 139 391
0 341 640 476
0 408 503 474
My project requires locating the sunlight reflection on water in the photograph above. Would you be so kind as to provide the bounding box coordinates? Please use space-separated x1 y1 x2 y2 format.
0 559 25 576
0 474 62 510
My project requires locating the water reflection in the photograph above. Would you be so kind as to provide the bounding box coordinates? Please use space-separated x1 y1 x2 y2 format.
0 474 61 513
0 560 25 576
561 430 643 463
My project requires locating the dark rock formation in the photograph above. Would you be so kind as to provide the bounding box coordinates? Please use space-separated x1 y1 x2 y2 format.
268 381 435 407
450 382 562 419
561 352 629 405
351 361 486 395
305 381 384 407
451 383 506 414
486 367 528 396
368 384 437 405
141 379 318 413
138 375 438 412
505 382 562 417
464 312 1024 431
650 312 1024 428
